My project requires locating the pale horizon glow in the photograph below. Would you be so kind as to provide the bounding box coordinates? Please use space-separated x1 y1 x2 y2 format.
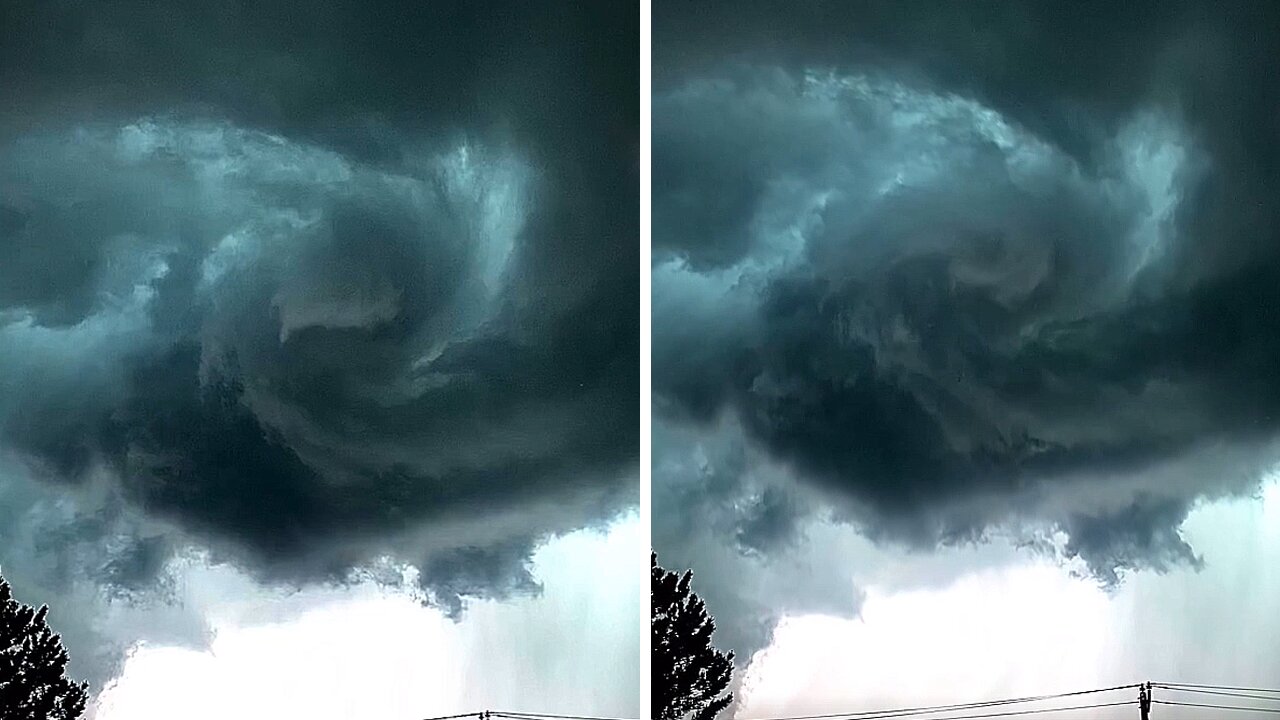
734 480 1280 720
92 513 642 720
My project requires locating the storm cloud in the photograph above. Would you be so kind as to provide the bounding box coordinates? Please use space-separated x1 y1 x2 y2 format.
653 0 1280 660
0 0 636 684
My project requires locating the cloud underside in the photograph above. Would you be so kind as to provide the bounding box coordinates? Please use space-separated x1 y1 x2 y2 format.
0 0 637 685
652 1 1280 660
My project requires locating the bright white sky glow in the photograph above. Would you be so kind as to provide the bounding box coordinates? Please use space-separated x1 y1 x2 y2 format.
91 513 641 720
734 481 1280 720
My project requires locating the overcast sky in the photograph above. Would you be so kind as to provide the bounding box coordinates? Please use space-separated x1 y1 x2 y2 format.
652 1 1280 715
0 0 637 715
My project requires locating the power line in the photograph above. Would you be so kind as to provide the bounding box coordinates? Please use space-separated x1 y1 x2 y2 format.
750 700 1137 720
1155 682 1280 695
497 707 620 720
735 684 1140 720
453 681 1280 720
415 710 638 720
912 700 1135 720
1154 685 1280 703
1154 699 1280 714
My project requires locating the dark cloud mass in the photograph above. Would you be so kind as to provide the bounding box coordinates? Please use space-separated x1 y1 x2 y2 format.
653 0 1280 659
0 0 636 683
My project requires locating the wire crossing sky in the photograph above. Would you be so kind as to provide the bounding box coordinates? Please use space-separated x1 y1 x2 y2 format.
728 682 1280 720
427 707 650 712
733 685 1143 720
418 683 1280 720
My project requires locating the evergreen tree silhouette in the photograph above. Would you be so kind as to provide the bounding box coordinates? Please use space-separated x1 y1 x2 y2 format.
652 552 734 720
0 573 88 720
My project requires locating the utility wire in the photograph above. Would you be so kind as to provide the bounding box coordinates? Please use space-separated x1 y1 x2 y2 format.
1154 685 1280 703
467 682 1280 720
734 684 1140 720
494 711 640 720
745 699 1137 720
1156 682 1280 695
1154 699 1280 714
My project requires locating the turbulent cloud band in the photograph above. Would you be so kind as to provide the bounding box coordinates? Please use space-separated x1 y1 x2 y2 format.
0 0 637 686
654 0 1280 663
